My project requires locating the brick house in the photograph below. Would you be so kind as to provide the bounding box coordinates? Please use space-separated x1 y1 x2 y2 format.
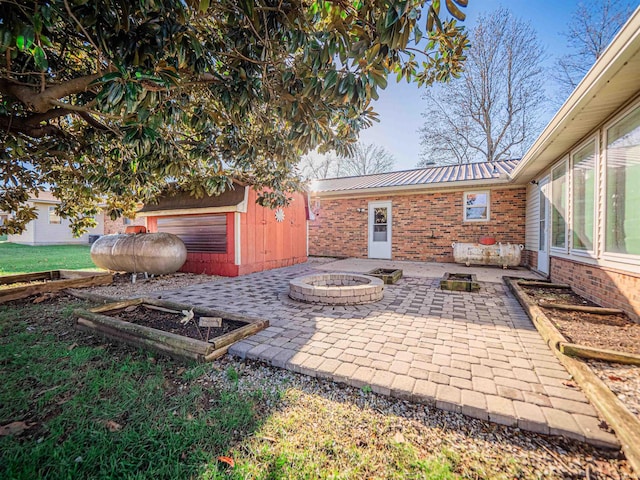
310 8 640 321
103 214 147 235
513 8 640 321
309 160 526 263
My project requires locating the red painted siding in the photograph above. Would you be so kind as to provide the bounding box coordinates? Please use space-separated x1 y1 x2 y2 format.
147 213 238 276
238 190 307 275
146 188 307 277
309 187 526 262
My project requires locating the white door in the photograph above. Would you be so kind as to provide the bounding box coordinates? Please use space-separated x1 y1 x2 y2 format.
537 177 550 275
368 201 392 259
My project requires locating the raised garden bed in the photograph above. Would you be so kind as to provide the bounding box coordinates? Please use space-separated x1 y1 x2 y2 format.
366 268 403 285
440 273 480 292
74 297 268 362
0 270 113 304
519 283 640 359
505 277 640 473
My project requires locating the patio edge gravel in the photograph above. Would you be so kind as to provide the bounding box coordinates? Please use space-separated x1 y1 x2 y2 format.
505 276 640 474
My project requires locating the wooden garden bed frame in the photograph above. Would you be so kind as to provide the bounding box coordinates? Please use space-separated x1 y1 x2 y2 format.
505 276 640 473
440 272 480 292
367 268 403 285
0 270 113 304
74 297 269 362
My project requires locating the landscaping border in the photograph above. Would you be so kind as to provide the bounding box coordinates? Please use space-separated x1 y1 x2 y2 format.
0 270 113 303
505 276 640 475
74 297 268 362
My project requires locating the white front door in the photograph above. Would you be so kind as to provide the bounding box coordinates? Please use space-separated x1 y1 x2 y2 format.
537 177 550 275
368 201 392 259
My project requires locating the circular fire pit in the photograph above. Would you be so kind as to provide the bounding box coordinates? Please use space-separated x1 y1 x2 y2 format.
289 273 384 305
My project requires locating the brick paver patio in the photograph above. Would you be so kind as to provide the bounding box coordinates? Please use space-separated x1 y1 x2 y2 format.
156 259 618 448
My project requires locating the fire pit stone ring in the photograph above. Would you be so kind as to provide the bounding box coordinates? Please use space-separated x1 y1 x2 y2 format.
289 273 384 305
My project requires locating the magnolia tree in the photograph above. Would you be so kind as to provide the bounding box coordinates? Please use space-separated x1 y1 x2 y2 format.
0 0 469 235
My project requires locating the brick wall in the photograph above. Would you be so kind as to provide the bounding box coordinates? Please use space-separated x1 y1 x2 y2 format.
103 215 147 235
550 257 640 322
523 249 538 271
309 187 526 262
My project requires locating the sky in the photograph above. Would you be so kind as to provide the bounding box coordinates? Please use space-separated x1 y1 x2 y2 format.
356 0 589 171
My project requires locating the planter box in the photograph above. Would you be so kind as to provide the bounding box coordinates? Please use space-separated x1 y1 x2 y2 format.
0 270 113 304
367 268 403 285
440 273 480 292
74 297 268 362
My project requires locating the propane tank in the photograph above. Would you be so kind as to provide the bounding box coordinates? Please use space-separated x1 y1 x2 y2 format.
90 233 187 275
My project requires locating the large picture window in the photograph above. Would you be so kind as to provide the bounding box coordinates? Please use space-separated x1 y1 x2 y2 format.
572 140 596 251
463 191 489 221
551 162 567 249
606 105 640 256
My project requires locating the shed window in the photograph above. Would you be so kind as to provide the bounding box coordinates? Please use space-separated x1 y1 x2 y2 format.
551 162 567 249
463 191 489 221
48 206 61 224
605 105 640 256
571 140 596 251
156 215 227 253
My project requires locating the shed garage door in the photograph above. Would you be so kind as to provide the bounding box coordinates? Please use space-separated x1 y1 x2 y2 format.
156 215 227 253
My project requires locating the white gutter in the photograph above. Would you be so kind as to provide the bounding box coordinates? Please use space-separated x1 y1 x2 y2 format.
510 7 640 181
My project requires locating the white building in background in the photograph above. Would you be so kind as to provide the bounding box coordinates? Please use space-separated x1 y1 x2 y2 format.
7 191 104 246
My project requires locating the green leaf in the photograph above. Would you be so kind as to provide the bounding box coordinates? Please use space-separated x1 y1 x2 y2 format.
33 45 48 71
385 8 398 29
414 24 423 44
324 70 338 89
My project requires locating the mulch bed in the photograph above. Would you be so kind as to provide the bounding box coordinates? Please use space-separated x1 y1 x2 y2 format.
521 285 640 355
112 305 246 343
520 282 640 432
589 360 640 423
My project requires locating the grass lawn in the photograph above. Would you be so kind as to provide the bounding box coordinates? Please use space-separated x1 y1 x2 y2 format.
0 243 97 275
0 297 462 479
0 296 629 479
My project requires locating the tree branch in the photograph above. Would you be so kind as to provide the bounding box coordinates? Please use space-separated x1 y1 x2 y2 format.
0 114 66 138
0 74 103 113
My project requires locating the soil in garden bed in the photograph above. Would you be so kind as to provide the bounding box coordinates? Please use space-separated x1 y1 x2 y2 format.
113 305 247 342
521 285 640 355
0 280 49 290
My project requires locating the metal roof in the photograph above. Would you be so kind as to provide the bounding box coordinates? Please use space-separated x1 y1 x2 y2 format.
310 159 520 193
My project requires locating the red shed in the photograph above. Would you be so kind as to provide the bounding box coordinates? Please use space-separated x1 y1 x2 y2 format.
138 183 308 276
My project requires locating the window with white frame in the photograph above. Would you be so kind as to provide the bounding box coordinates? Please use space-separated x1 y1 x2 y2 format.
48 206 61 224
605 105 640 256
463 191 489 221
551 161 567 249
572 139 597 252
